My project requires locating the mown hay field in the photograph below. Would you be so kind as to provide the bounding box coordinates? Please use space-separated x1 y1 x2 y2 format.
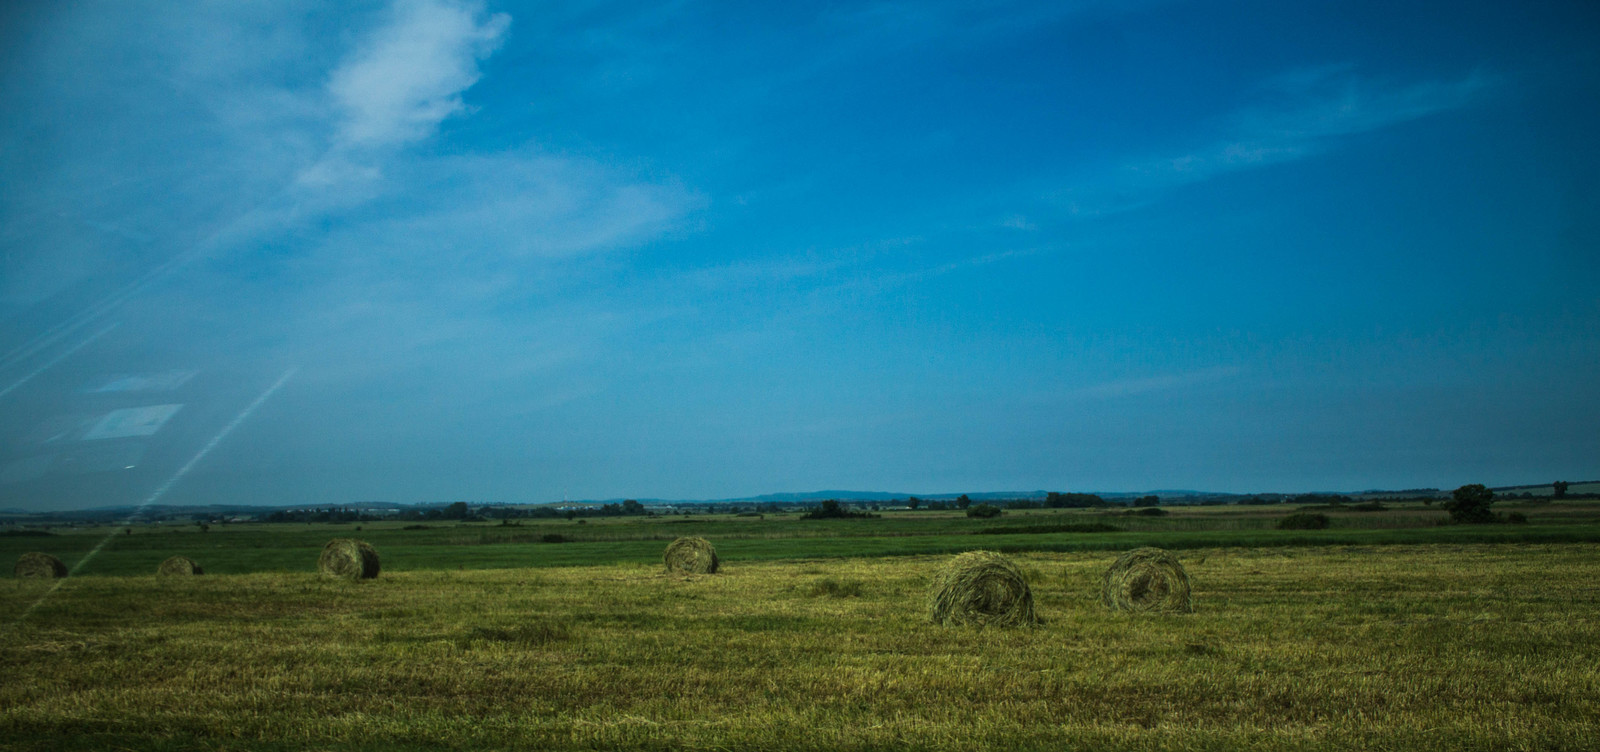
3 543 1598 751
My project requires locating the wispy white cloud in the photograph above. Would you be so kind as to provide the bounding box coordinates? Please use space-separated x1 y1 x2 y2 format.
241 2 706 391
1060 366 1244 401
289 0 512 199
914 246 1045 280
339 151 699 262
0 2 331 309
260 147 700 386
1123 66 1496 194
1 0 698 398
673 256 854 294
1000 214 1036 231
1048 66 1496 219
326 0 510 148
253 1 695 274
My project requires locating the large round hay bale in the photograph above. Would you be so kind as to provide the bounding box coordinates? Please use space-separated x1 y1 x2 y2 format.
15 552 67 579
157 555 204 576
663 536 719 574
1101 547 1192 613
927 550 1039 627
318 538 380 580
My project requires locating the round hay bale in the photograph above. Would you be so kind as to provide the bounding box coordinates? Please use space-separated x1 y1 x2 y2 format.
663 536 719 574
15 552 67 579
1101 547 1192 613
927 550 1039 627
318 538 380 580
157 555 204 576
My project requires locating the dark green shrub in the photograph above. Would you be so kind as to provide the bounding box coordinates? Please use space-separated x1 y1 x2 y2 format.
540 533 568 543
1444 484 1496 524
1506 512 1528 524
1130 507 1167 516
966 503 1003 519
1277 512 1330 530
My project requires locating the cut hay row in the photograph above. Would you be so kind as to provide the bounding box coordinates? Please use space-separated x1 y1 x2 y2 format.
1101 546 1192 613
14 552 66 579
318 539 381 580
157 555 204 576
926 550 1039 627
16 538 1193 627
663 536 719 574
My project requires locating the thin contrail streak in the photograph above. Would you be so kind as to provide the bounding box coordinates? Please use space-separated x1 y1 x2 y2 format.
2 181 293 373
12 366 299 624
0 322 119 400
0 244 210 372
137 367 299 509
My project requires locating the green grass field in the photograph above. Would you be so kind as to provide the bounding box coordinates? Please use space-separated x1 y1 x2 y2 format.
7 500 1600 576
4 504 1599 750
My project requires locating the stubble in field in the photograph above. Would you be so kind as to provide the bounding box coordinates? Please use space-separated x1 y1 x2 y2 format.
1 544 1597 751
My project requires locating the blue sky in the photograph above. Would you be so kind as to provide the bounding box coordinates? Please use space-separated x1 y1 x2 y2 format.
1 0 1597 508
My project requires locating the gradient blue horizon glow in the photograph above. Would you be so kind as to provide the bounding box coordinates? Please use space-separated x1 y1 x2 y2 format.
1 0 1596 509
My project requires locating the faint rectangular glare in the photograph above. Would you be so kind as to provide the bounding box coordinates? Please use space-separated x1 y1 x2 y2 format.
82 404 184 440
87 370 197 393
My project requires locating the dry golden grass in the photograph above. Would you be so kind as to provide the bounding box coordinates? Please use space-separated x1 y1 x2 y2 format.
1 544 1598 751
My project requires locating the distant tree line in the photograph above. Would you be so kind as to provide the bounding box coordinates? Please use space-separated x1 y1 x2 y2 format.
179 479 1600 528
801 500 878 520
480 499 651 520
264 507 377 523
1005 492 1112 510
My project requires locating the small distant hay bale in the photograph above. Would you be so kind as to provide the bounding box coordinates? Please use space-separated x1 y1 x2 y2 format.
663 536 719 574
318 539 380 580
15 552 66 579
927 550 1039 627
157 555 204 576
1101 547 1192 613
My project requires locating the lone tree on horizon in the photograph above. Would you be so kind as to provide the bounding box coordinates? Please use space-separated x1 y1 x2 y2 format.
1444 484 1496 524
